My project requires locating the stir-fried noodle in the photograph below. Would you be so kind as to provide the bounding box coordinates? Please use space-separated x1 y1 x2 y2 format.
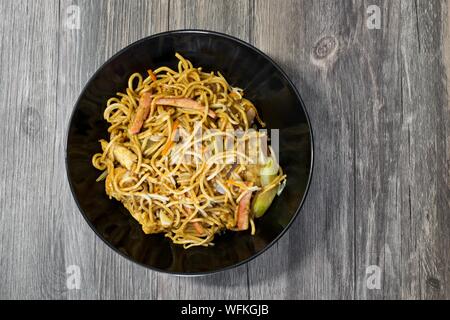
92 53 286 248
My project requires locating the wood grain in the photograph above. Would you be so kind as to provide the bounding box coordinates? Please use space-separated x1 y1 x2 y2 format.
249 0 357 299
0 0 449 299
57 0 169 300
0 0 62 299
405 0 450 299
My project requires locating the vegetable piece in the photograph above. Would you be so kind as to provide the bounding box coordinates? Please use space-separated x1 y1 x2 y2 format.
226 179 248 190
129 92 152 134
161 120 180 156
252 152 280 218
225 163 238 179
214 182 226 195
159 212 173 227
147 69 157 82
252 188 278 218
277 179 287 196
96 170 108 182
237 189 253 231
229 91 242 101
260 157 279 182
156 98 217 118
113 145 137 170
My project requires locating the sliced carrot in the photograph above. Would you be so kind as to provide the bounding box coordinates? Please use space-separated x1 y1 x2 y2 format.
156 97 217 118
192 222 205 235
161 120 180 156
229 91 241 101
161 139 175 156
129 92 152 134
147 69 157 82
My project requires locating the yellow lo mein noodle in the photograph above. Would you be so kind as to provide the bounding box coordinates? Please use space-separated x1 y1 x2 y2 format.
92 53 286 248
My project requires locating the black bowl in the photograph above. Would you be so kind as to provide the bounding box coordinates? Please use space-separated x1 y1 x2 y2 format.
66 30 313 275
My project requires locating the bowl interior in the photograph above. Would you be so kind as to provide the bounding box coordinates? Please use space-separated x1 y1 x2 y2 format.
66 31 312 274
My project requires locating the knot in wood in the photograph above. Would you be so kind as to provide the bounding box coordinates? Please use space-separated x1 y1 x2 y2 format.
21 107 42 137
426 277 441 290
313 36 338 60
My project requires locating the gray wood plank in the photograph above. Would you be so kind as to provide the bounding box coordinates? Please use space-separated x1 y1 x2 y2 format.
442 0 450 301
353 0 404 300
57 0 169 299
0 0 63 299
249 0 357 299
354 0 449 300
343 0 449 300
402 0 450 299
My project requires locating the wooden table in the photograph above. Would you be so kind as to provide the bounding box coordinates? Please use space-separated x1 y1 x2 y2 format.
1 0 449 300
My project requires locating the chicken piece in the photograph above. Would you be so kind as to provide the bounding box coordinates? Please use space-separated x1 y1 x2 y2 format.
113 145 137 171
156 97 217 118
237 189 253 231
129 92 152 134
192 222 205 235
246 107 256 125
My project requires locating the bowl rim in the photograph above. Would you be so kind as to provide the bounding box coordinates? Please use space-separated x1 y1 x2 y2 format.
65 29 315 277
